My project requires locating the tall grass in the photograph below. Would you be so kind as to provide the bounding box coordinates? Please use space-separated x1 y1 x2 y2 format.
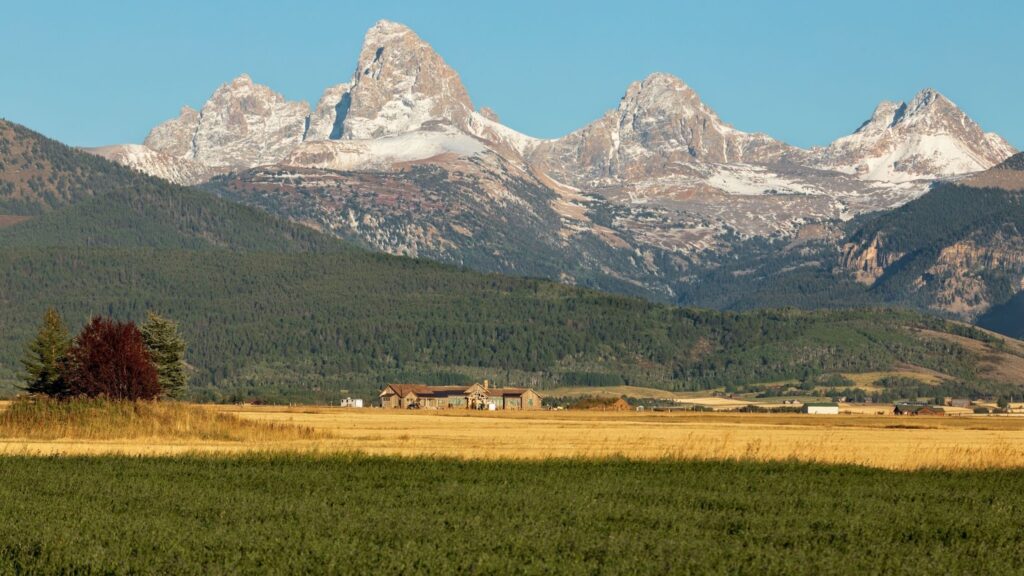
0 397 324 442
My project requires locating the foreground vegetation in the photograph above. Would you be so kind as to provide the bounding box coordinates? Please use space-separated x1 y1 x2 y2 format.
0 455 1022 574
5 404 1024 470
0 398 321 442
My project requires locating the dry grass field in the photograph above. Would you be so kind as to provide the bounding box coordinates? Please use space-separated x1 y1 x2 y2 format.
1 401 1022 470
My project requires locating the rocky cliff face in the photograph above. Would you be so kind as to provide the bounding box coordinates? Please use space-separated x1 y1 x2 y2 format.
335 20 474 140
143 106 200 158
181 74 310 169
920 232 1024 317
847 225 1024 320
305 83 350 141
839 234 905 285
835 157 1024 321
94 74 310 182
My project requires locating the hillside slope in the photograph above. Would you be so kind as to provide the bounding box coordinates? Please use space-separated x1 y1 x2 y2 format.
676 172 1024 336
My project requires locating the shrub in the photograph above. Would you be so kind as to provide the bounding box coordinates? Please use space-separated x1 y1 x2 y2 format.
65 317 161 400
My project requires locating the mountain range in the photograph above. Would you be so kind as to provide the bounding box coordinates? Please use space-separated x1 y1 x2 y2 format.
8 118 1024 404
85 21 1019 312
71 20 1022 328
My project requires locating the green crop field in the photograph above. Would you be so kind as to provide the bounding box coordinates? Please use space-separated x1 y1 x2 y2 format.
1 455 1022 575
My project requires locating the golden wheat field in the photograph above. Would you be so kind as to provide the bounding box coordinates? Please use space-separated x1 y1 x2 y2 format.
1 400 1023 470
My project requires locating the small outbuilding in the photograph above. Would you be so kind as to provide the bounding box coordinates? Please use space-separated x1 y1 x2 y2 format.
802 402 839 415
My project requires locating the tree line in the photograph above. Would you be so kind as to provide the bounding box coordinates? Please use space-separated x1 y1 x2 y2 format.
20 309 186 400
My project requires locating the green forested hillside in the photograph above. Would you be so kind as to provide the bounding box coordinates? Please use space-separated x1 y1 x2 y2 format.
1 244 1012 401
0 120 1021 403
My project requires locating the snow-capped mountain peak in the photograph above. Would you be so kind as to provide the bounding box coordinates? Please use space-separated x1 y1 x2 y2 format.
816 88 1016 182
529 71 792 186
140 73 309 171
336 19 474 140
619 73 711 120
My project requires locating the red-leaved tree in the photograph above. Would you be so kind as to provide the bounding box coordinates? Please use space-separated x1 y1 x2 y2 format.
64 316 161 400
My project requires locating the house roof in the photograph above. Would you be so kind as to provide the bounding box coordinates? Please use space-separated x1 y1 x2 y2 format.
804 402 839 408
381 383 539 399
488 388 530 397
416 386 474 398
380 384 434 398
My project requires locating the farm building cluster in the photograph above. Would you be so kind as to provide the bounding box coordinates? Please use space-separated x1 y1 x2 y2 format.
379 381 542 410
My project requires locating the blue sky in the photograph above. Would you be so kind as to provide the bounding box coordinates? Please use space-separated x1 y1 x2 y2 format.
2 0 1020 149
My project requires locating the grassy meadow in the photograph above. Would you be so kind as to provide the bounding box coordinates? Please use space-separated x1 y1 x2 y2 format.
0 398 323 443
2 402 1024 470
2 455 1024 574
1 401 1024 574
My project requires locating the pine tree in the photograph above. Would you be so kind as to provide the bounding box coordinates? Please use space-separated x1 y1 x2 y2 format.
20 308 71 396
141 312 188 397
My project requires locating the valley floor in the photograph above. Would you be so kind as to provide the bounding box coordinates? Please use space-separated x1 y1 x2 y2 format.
2 403 1024 470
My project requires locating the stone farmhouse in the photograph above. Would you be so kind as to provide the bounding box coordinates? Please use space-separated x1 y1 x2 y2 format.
379 381 542 410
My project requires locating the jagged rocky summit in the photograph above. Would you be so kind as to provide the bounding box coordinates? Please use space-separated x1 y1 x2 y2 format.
88 19 1018 307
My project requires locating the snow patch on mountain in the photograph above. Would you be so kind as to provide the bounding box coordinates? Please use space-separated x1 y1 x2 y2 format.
284 127 487 171
143 74 309 171
813 89 1016 181
88 144 216 186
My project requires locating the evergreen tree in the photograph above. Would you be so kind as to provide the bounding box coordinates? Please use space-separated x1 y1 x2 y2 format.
141 312 187 397
20 308 71 396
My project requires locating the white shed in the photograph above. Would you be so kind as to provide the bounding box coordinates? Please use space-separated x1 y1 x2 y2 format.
803 402 839 415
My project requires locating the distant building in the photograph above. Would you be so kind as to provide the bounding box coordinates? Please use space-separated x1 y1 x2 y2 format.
568 397 631 411
339 397 364 408
948 399 971 409
605 398 631 411
802 402 839 415
378 381 541 410
894 404 945 416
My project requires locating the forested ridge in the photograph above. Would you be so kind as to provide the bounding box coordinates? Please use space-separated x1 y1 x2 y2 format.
0 119 1021 402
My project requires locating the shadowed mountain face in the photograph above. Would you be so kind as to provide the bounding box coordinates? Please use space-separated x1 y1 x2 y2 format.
672 158 1024 332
